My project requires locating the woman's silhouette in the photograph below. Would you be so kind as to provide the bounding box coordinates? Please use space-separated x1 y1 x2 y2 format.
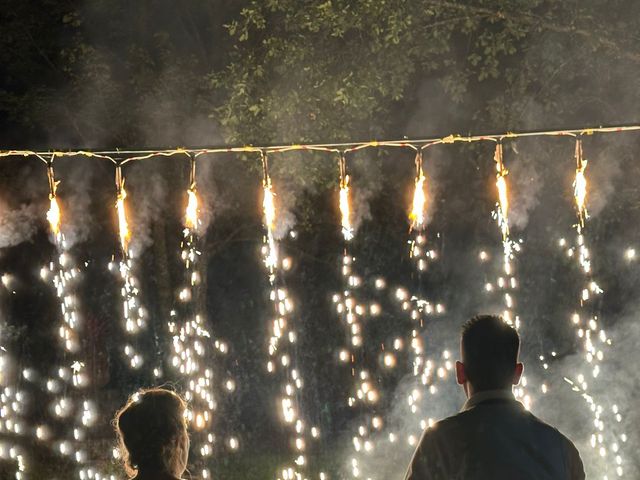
114 388 190 480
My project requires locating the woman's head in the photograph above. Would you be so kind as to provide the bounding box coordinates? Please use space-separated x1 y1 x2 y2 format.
114 388 190 478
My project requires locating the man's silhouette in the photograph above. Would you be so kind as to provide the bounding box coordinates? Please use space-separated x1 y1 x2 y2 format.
405 314 584 480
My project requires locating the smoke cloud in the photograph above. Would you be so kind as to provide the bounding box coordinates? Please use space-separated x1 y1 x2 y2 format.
127 162 168 257
58 160 97 247
0 201 39 249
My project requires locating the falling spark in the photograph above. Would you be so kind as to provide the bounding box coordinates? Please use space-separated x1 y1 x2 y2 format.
185 188 199 231
340 175 354 241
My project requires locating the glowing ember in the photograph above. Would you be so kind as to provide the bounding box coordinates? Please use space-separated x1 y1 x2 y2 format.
409 168 427 231
185 188 199 231
340 175 354 241
47 195 61 237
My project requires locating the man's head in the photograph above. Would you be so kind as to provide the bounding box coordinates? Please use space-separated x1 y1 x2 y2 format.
455 314 523 396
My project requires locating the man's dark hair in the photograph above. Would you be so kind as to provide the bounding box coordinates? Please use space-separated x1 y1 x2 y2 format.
461 315 520 391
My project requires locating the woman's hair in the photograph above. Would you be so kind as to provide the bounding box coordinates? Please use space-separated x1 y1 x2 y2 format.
114 387 189 478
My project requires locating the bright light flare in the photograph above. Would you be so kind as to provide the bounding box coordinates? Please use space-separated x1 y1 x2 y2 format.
263 179 276 232
47 195 61 237
494 144 509 239
116 187 130 255
574 158 588 228
185 188 199 231
409 169 427 231
262 178 278 269
340 175 354 241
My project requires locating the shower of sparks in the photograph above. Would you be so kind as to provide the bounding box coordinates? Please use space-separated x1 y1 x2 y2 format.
334 252 382 478
340 175 354 241
401 206 451 458
562 140 627 477
260 174 316 480
0 280 30 480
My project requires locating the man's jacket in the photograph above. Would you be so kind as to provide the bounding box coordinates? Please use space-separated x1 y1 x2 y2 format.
405 390 585 480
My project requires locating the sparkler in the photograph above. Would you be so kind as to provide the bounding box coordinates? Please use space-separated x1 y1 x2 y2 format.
400 151 452 459
334 153 381 478
488 143 533 408
564 139 626 477
260 152 316 480
167 155 238 479
41 163 112 479
110 165 148 370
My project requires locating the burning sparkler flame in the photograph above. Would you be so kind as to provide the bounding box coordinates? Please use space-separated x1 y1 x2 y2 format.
263 177 278 269
185 188 199 231
116 186 130 255
409 168 427 231
494 144 510 239
340 175 354 241
574 145 588 228
47 195 61 237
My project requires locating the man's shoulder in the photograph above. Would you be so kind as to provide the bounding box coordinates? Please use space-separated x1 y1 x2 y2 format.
526 410 580 448
421 409 475 440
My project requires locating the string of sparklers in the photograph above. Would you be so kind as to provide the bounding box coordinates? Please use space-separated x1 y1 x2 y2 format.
3 123 640 166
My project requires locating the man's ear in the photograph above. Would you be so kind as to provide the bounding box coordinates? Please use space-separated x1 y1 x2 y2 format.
455 361 466 385
512 362 524 385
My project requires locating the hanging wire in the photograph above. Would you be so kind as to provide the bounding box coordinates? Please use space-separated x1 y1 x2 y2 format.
3 123 639 166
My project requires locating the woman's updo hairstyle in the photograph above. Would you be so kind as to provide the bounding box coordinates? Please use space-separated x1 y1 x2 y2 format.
114 388 188 477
